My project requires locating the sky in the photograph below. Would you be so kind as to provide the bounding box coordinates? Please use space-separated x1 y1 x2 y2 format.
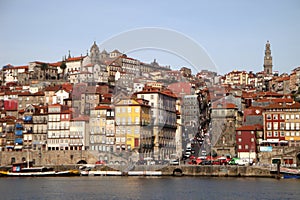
0 0 299 75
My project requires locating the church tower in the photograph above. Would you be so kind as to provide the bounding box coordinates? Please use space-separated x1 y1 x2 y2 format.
90 41 100 64
263 40 273 75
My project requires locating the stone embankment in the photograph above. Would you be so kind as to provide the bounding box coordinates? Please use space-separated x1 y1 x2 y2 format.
160 165 274 177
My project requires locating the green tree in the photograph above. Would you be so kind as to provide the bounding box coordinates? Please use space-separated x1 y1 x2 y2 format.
60 61 67 80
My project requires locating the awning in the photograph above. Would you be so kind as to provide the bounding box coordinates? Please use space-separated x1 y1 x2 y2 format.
279 140 288 143
14 146 23 150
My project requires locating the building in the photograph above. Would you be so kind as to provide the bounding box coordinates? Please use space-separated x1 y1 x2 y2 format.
136 85 177 160
47 104 71 151
89 105 110 152
210 101 242 157
263 102 300 147
115 98 151 155
182 95 200 140
263 41 273 75
224 70 249 86
70 115 89 151
235 124 263 161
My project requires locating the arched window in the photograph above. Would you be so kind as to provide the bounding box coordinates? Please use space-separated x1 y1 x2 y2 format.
11 157 16 164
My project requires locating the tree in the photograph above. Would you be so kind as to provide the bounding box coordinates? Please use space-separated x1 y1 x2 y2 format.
60 61 67 80
40 63 48 80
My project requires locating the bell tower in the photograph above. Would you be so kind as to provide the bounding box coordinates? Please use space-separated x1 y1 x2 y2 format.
264 40 273 75
90 41 100 64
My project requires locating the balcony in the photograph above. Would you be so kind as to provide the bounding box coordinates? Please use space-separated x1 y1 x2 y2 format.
15 124 23 129
15 130 23 136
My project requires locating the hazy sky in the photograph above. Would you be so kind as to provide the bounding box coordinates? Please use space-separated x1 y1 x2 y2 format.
0 0 299 75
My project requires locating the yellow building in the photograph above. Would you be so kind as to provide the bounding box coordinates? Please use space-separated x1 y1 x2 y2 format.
115 98 151 153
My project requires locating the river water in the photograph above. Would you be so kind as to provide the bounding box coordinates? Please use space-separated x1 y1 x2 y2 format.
0 176 299 200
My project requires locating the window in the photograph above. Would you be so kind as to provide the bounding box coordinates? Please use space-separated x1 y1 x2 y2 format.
267 132 272 137
274 132 278 137
296 123 300 130
273 122 278 130
267 122 272 130
286 123 290 130
273 115 278 120
245 145 249 149
135 117 139 124
286 115 290 120
251 138 255 142
280 114 284 120
291 115 295 120
237 131 241 135
291 123 295 130
267 114 271 119
128 107 131 113
128 117 132 125
280 132 285 137
238 145 242 149
238 138 242 142
291 132 295 136
151 95 154 100
280 122 285 130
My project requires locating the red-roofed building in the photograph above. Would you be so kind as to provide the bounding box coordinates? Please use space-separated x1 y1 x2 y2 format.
236 124 263 161
167 82 193 98
136 85 177 160
47 104 71 151
263 102 300 146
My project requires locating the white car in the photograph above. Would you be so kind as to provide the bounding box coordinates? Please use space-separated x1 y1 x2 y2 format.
236 159 250 166
169 159 179 165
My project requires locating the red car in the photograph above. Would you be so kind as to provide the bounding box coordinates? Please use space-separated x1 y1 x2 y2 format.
95 160 106 165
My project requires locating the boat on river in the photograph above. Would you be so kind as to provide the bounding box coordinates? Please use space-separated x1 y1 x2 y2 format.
0 162 80 177
280 167 300 179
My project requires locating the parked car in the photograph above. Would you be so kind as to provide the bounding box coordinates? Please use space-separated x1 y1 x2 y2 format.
200 160 212 165
95 160 106 165
169 159 180 165
228 158 249 166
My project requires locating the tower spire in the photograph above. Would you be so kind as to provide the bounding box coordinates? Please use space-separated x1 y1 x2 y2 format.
263 40 273 75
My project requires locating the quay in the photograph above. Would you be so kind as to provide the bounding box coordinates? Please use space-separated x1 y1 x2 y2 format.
42 164 275 177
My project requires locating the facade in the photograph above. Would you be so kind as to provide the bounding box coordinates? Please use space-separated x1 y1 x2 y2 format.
235 125 263 161
115 98 151 155
47 104 71 150
136 85 177 160
182 95 200 140
224 70 249 86
69 116 89 151
210 102 242 157
89 105 110 152
263 102 300 146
